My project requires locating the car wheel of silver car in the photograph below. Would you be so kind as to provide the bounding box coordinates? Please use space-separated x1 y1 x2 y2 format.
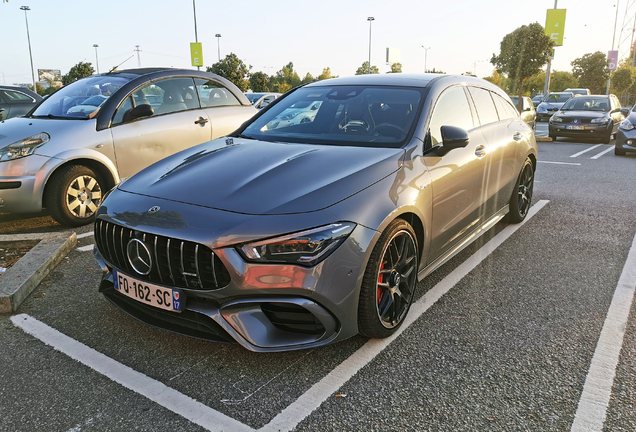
358 219 418 338
505 157 534 223
48 165 104 227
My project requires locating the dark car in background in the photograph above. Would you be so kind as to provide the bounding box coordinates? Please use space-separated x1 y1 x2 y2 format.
510 96 536 129
0 85 43 121
548 94 624 144
536 92 574 121
531 94 544 108
614 104 636 155
93 73 537 352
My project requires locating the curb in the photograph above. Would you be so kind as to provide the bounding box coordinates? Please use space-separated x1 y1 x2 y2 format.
0 233 77 313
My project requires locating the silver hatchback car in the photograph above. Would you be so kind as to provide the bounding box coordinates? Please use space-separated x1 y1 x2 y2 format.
0 68 256 226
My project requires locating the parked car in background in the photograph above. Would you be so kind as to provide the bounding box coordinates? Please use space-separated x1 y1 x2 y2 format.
0 68 256 226
510 96 537 129
536 92 574 121
245 92 281 109
531 94 544 108
564 88 591 96
614 104 636 155
548 94 624 144
93 73 537 352
265 99 322 129
0 85 43 121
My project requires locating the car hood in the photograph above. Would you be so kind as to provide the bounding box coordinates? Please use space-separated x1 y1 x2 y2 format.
119 138 405 215
0 116 95 151
555 110 609 119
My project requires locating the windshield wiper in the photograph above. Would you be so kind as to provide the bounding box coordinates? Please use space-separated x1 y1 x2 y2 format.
236 133 255 140
30 114 76 120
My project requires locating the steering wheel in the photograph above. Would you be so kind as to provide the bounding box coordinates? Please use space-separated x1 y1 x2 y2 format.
372 123 406 139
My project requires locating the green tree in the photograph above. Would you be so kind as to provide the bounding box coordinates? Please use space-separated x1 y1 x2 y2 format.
491 22 553 102
316 67 337 81
249 71 270 92
301 72 314 84
62 61 95 85
611 66 634 94
207 53 251 92
524 71 545 95
355 61 379 75
550 71 578 92
388 63 402 73
272 62 301 90
571 51 609 94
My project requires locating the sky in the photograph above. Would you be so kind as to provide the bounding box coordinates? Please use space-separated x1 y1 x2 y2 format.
0 0 626 88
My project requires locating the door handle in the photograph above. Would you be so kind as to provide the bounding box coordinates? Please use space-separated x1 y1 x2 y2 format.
194 117 209 125
475 145 487 158
513 131 523 141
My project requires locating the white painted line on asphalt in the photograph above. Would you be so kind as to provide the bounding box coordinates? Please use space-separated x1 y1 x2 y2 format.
570 232 636 432
10 314 255 432
76 231 94 239
537 161 582 166
570 144 603 158
259 200 550 432
76 244 94 252
590 146 614 160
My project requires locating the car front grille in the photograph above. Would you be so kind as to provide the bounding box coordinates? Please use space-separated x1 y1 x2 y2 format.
559 117 593 124
95 219 231 290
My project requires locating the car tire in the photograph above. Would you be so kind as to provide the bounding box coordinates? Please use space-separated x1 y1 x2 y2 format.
549 130 557 141
358 219 418 339
504 157 534 224
602 128 612 144
615 145 626 156
48 165 105 227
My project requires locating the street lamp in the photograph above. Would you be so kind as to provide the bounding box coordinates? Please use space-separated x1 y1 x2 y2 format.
422 46 431 72
367 17 374 74
20 6 37 95
93 44 100 74
215 34 222 61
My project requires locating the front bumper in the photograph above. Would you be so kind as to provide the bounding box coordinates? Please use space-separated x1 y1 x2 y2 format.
93 192 379 352
549 123 610 139
0 154 51 213
615 129 636 153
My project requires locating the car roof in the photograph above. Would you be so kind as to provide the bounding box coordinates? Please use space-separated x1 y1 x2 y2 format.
305 73 437 88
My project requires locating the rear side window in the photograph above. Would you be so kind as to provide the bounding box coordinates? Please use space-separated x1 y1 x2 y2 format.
468 87 499 126
1 90 33 102
492 93 519 120
195 78 241 108
428 86 475 146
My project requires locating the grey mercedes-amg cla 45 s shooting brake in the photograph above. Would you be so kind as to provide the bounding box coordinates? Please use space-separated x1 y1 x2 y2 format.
94 74 538 352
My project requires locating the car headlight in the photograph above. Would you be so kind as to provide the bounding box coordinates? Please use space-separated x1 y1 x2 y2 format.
620 119 634 131
239 222 356 266
537 106 547 113
551 117 563 123
0 132 50 161
591 117 608 124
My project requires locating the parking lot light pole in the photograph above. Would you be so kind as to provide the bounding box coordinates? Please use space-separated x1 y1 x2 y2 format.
192 0 200 70
367 17 374 74
20 6 37 95
215 34 221 61
93 44 100 74
422 46 430 72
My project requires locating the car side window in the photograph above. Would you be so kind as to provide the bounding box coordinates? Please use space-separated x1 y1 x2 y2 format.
2 90 33 102
492 93 518 120
195 78 241 108
468 87 499 126
428 86 475 146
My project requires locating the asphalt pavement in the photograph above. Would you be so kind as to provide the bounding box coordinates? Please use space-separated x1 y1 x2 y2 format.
1 128 635 431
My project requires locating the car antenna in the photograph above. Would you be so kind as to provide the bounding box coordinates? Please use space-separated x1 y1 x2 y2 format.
107 55 134 74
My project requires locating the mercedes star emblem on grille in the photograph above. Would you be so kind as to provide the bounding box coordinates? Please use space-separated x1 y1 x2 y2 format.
127 238 153 275
148 206 160 213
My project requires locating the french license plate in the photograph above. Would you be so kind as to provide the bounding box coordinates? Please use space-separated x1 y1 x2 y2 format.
567 125 584 130
113 270 183 312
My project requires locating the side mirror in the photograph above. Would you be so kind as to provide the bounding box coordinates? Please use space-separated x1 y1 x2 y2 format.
436 125 469 156
128 104 154 119
619 108 630 116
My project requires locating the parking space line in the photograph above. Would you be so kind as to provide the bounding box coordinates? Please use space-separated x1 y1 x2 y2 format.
538 161 581 166
571 144 603 158
76 231 94 239
570 232 636 432
590 146 614 160
10 314 255 432
259 200 550 432
77 244 94 252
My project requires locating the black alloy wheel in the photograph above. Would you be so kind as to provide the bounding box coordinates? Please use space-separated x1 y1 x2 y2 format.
505 157 534 223
358 219 418 338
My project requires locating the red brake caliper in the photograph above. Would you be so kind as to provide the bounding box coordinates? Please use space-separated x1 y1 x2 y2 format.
377 261 385 305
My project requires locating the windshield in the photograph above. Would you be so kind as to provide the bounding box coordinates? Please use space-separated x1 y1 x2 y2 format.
241 86 424 148
30 75 132 119
546 93 572 103
561 97 610 111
